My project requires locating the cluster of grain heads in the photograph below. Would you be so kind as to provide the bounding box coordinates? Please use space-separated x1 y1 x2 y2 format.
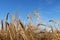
0 11 60 40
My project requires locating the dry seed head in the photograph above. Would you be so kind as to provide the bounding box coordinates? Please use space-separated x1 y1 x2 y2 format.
5 13 9 30
33 10 39 18
19 20 25 30
5 13 9 21
49 20 57 23
33 10 40 23
27 13 33 24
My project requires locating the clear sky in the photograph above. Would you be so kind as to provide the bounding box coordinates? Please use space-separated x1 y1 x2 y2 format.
0 0 60 24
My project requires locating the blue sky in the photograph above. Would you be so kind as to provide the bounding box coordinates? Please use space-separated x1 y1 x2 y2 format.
0 0 60 24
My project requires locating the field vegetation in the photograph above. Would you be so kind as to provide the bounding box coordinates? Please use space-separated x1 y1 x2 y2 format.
0 11 60 40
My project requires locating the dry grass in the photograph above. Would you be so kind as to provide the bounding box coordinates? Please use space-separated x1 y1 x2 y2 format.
0 11 60 40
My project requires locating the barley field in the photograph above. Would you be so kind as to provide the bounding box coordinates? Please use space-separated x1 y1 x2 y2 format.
0 12 60 40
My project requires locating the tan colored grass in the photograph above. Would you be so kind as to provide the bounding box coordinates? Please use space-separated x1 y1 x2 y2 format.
0 12 60 40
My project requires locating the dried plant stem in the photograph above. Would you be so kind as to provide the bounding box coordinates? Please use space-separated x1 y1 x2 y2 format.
1 20 3 30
